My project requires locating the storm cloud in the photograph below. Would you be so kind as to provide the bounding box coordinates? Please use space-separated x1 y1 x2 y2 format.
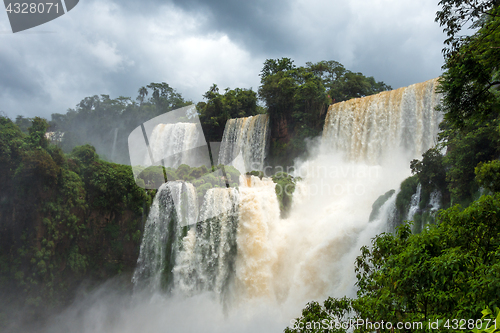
0 0 447 119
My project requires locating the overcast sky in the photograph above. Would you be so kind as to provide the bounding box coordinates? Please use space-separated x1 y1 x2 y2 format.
0 0 447 120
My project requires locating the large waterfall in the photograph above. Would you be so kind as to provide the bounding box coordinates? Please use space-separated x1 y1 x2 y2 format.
47 79 443 333
218 114 270 173
132 78 442 309
323 78 442 163
133 175 282 302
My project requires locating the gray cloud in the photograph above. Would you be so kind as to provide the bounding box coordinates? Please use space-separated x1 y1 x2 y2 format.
168 0 295 54
0 0 446 120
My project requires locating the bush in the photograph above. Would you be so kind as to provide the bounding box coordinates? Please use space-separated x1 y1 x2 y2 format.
476 159 500 193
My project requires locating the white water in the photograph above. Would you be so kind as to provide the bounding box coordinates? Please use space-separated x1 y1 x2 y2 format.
132 181 198 293
218 114 270 173
148 123 204 168
429 190 442 212
323 78 442 163
407 183 422 222
174 187 239 301
35 79 443 333
234 176 281 301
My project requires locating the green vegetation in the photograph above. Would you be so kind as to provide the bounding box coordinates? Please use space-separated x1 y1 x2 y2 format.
369 189 395 222
136 163 241 204
306 60 391 103
197 84 263 142
475 159 500 193
395 175 420 219
50 83 193 165
271 172 301 218
287 194 500 332
6 3 497 331
0 116 155 324
436 1 500 204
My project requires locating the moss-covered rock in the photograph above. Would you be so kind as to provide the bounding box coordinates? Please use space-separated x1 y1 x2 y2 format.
369 189 395 222
395 175 419 219
272 172 301 218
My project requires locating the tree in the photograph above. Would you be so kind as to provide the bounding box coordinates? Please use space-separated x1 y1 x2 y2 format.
259 58 390 165
475 159 500 192
14 115 32 134
259 57 296 79
258 59 298 137
305 60 391 103
355 195 500 328
137 86 148 104
433 2 500 204
435 0 500 58
258 58 329 138
197 84 259 142
410 147 450 205
27 117 49 149
437 4 500 129
145 82 191 112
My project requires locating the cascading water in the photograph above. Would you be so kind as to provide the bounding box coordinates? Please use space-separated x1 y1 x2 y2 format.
429 190 442 212
132 181 198 293
323 78 442 163
119 78 444 331
407 183 422 222
148 123 204 168
174 187 239 302
218 114 270 173
234 176 281 300
134 175 282 302
135 79 442 301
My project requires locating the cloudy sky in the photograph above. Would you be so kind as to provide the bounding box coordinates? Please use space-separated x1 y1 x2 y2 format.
0 0 447 120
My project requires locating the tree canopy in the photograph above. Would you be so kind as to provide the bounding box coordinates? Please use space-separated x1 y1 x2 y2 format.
49 83 193 165
196 84 262 142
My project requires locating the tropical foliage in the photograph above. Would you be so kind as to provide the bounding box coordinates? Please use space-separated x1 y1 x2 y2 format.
0 116 154 325
196 84 262 142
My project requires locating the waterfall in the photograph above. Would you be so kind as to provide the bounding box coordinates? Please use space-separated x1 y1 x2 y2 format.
379 191 399 233
322 78 442 163
34 79 448 333
132 181 198 292
407 183 422 222
134 175 282 303
429 189 442 212
218 114 270 173
174 187 239 301
124 79 444 330
234 175 281 300
148 123 205 168
132 79 443 304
